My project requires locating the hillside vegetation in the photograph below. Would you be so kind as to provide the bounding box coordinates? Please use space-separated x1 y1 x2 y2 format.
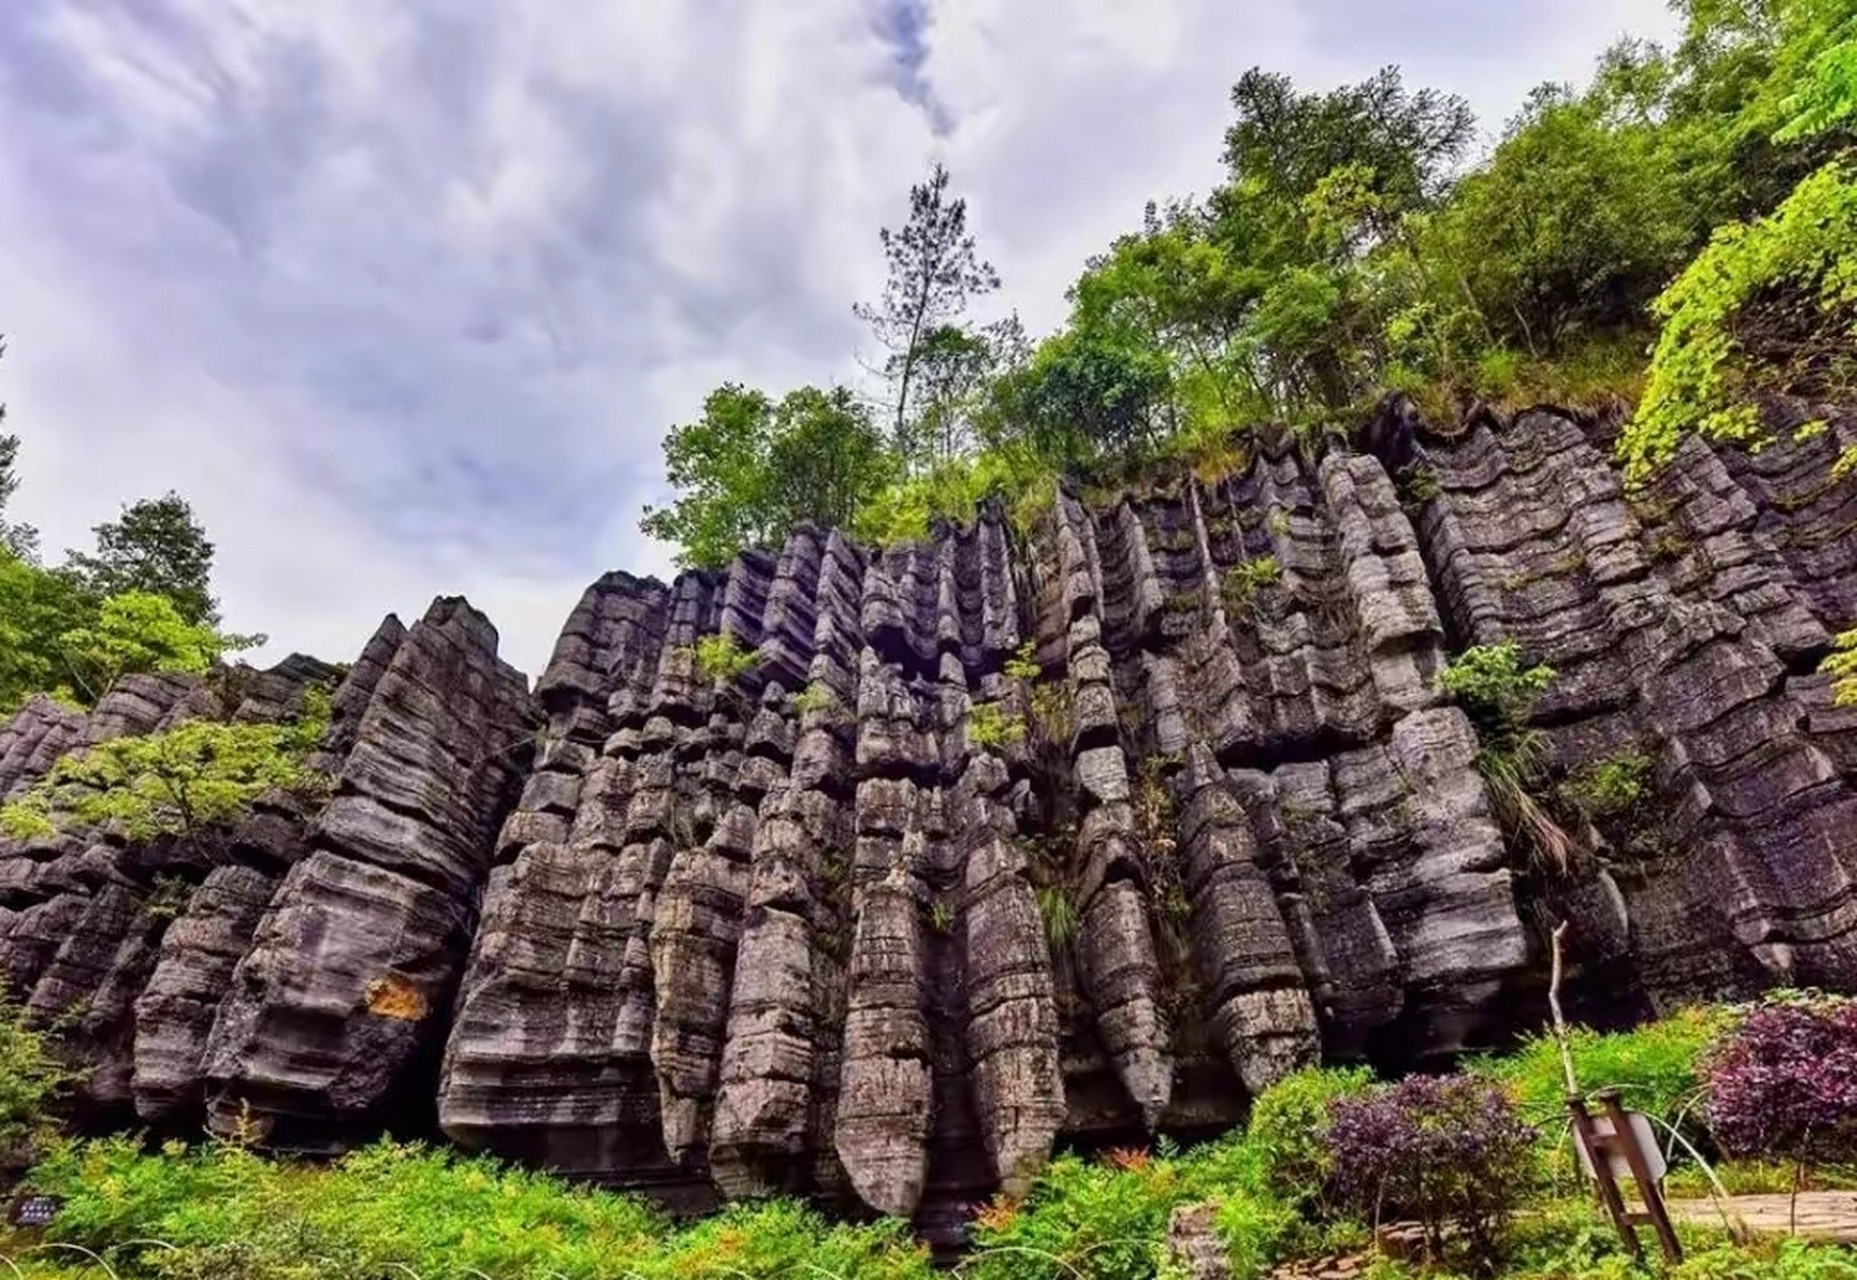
642 0 1857 563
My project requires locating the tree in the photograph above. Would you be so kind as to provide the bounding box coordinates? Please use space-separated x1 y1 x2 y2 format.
1424 87 1695 355
761 385 898 533
58 590 262 703
0 338 40 562
0 996 66 1167
641 384 895 568
0 554 90 710
1621 0 1857 480
66 492 220 626
1223 66 1475 243
855 163 1002 456
1018 327 1173 460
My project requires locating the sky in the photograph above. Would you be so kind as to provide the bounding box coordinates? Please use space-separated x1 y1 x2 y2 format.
0 0 1680 681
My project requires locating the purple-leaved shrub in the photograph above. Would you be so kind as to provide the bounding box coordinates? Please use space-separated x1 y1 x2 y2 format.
1324 1074 1537 1267
1705 994 1857 1173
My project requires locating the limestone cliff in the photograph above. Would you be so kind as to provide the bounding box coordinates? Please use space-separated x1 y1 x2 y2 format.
2 402 1854 1231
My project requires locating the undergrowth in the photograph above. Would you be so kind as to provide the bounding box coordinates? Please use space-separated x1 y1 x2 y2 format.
10 1004 1857 1279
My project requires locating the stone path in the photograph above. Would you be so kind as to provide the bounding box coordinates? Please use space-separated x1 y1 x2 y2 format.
1661 1191 1857 1244
1268 1195 1857 1278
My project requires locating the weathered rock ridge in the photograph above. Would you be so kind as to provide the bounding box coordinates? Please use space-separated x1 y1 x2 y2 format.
3 402 1855 1229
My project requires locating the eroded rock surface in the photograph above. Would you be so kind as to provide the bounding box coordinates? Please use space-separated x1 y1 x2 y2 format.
5 399 1856 1233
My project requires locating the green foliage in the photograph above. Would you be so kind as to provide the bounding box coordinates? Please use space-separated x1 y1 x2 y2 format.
14 1004 1846 1280
927 898 954 934
59 591 262 704
1436 645 1577 870
65 492 221 627
1472 1005 1731 1155
1821 628 1857 704
1438 643 1557 731
967 699 1027 749
1426 87 1697 357
1617 0 1857 479
23 1135 935 1280
852 442 1052 546
0 687 330 845
0 425 40 561
1016 324 1175 458
0 449 246 712
1004 639 1040 684
1221 556 1282 612
1624 159 1857 481
1245 1064 1376 1211
0 996 68 1166
1561 749 1656 821
0 553 91 710
965 1133 1292 1280
640 383 896 568
1035 884 1078 949
792 679 846 722
691 632 759 685
854 163 1002 458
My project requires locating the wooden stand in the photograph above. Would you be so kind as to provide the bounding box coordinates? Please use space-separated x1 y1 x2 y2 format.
1566 1089 1683 1264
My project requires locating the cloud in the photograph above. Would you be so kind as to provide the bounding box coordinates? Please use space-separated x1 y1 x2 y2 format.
0 0 1679 678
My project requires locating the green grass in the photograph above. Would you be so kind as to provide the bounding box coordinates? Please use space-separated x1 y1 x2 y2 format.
10 1003 1851 1280
11 1137 931 1280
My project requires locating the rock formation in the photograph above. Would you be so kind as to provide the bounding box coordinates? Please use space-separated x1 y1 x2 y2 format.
2 401 1854 1231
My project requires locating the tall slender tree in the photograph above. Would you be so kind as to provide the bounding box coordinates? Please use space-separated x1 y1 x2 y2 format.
855 164 1002 458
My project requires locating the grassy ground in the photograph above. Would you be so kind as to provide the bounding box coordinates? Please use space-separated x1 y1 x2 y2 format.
4 1003 1855 1278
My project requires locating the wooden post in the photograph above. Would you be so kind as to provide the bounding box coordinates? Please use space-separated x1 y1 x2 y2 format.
1567 1094 1643 1264
1596 1089 1684 1263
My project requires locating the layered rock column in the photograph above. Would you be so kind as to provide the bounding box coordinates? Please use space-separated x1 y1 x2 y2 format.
201 599 533 1146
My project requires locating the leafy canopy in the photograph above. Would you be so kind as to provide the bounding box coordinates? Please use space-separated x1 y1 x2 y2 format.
65 492 222 626
640 384 894 569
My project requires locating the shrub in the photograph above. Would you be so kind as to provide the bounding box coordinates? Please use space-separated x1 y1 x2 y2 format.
967 1132 1291 1280
692 632 759 684
968 700 1027 748
1437 642 1554 732
1221 556 1282 613
0 688 330 847
0 997 68 1168
1561 749 1654 821
793 678 848 722
1245 1064 1376 1210
1705 993 1857 1174
26 1136 934 1280
1821 629 1857 706
1436 643 1576 871
1325 1074 1538 1267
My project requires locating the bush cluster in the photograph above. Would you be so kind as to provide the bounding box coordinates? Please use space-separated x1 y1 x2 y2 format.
1705 993 1857 1173
1325 1075 1538 1266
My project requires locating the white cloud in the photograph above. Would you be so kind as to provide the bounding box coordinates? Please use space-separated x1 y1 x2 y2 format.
0 0 1680 679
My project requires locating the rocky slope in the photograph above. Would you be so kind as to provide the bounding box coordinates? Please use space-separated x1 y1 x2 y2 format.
1 401 1853 1229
